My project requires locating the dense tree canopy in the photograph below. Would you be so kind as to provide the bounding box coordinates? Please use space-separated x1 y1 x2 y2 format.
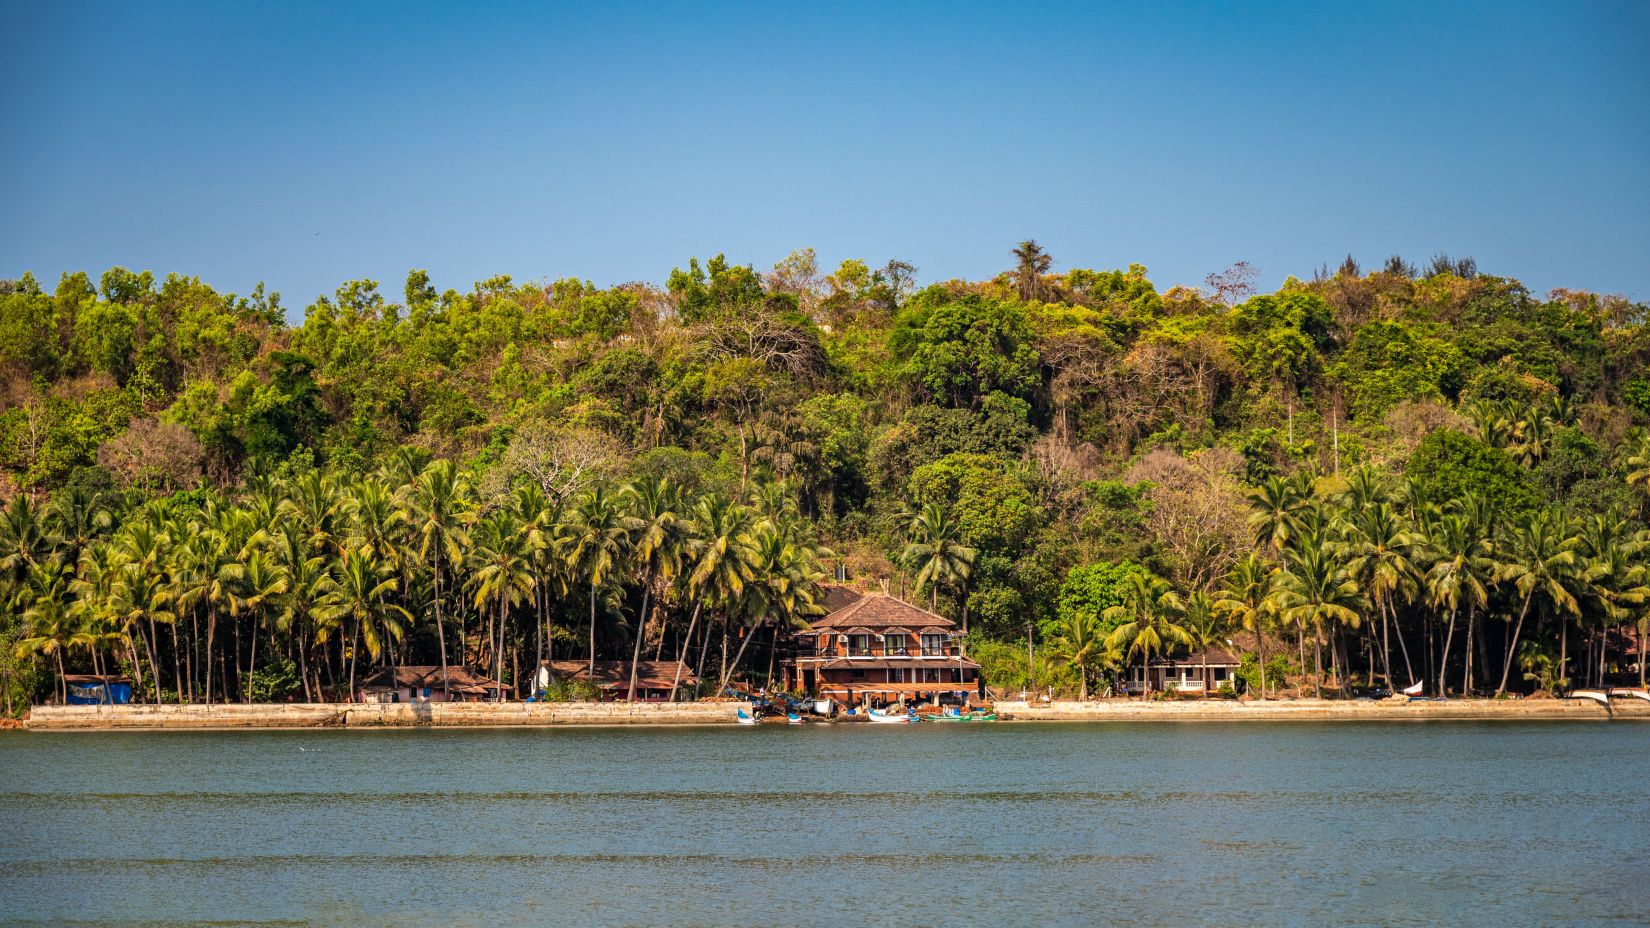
2 247 1648 708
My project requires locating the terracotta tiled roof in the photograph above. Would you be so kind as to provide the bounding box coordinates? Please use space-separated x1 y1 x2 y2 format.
809 594 956 631
822 584 863 612
1150 648 1241 667
358 665 501 690
821 656 981 670
543 660 696 689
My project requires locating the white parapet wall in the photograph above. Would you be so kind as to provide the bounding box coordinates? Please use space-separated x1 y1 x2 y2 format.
996 697 1650 722
24 701 742 730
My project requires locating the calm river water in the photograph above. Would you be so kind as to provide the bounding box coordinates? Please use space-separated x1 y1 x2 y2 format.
2 721 1647 927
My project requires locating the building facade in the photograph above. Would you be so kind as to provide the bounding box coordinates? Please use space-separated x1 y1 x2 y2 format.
782 592 981 706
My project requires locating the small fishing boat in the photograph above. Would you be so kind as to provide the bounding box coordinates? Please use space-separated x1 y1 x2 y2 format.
961 711 997 722
1609 688 1650 703
736 707 758 725
1568 689 1611 708
787 711 805 725
866 708 914 724
1401 681 1425 697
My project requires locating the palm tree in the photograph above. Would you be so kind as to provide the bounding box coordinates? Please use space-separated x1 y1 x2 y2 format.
1047 611 1115 700
407 459 475 697
317 549 410 699
16 564 95 703
1214 554 1277 698
562 485 634 679
1009 239 1053 302
901 504 977 630
1340 503 1425 688
622 478 682 701
1424 511 1493 695
1269 544 1363 697
672 495 755 699
720 518 827 692
272 528 337 701
1578 515 1649 689
1103 573 1194 696
1494 509 1581 696
233 550 290 703
1248 476 1305 557
468 509 540 698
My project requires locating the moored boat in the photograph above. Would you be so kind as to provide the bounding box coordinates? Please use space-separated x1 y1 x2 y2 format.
866 708 914 723
736 707 758 725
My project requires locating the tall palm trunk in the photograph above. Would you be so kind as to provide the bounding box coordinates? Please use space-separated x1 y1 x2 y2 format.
668 600 703 701
587 579 598 678
1496 590 1536 696
170 624 185 705
246 618 259 704
434 562 450 697
1438 607 1458 696
143 617 163 704
1462 607 1475 696
628 572 654 703
204 607 217 706
720 621 758 692
1389 600 1416 684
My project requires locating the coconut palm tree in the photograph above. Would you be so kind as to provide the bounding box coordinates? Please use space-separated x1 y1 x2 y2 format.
622 478 683 701
233 550 290 703
468 509 541 698
317 549 410 699
1047 611 1115 700
1103 572 1194 696
1248 475 1306 557
1340 503 1426 688
1269 543 1364 697
1493 509 1582 696
562 485 635 679
1424 511 1493 695
671 495 755 700
1214 554 1277 698
1577 515 1649 689
719 517 827 691
406 459 475 697
16 563 95 703
901 504 977 628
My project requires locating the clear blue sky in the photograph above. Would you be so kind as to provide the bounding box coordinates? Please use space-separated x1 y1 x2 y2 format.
3 0 1647 315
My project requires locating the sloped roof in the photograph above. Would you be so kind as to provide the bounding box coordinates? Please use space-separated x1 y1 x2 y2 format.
543 660 696 689
1149 648 1241 667
358 665 503 691
820 656 981 671
809 594 956 631
821 584 863 612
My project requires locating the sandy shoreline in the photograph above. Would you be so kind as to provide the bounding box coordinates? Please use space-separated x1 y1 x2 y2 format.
15 695 1650 730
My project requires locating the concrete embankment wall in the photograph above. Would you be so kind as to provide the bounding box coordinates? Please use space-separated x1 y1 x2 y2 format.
24 701 740 731
997 697 1650 722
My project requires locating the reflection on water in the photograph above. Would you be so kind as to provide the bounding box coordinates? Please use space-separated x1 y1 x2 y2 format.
2 722 1647 927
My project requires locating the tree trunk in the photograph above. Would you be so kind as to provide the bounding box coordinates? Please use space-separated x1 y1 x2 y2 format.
246 618 259 704
1558 613 1569 692
668 600 703 701
1255 623 1267 700
435 562 451 697
587 579 598 679
204 607 217 707
628 574 653 703
1496 591 1535 696
720 622 758 692
1438 607 1458 697
1391 600 1416 685
1462 606 1475 696
170 623 185 705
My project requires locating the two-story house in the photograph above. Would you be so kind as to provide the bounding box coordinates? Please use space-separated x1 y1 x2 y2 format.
781 591 982 707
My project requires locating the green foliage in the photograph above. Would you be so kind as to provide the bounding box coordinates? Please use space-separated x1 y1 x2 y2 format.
1054 561 1148 638
1331 321 1467 420
893 294 1040 408
1407 430 1540 515
907 453 1042 556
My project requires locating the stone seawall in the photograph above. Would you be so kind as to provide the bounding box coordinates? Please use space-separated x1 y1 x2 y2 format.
23 701 740 730
997 697 1650 722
